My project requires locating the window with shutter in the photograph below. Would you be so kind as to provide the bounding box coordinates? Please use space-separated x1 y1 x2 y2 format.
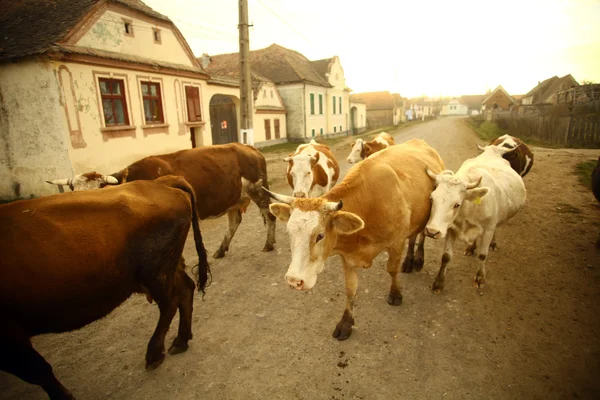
185 86 202 122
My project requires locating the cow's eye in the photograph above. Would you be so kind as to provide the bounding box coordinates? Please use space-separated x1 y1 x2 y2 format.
316 233 325 243
454 203 461 209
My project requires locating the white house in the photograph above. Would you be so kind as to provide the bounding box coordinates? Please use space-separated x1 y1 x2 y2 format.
441 99 469 116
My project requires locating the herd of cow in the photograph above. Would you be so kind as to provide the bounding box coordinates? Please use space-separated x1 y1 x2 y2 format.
6 128 589 400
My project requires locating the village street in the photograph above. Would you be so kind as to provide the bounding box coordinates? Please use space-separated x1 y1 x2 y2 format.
2 117 599 400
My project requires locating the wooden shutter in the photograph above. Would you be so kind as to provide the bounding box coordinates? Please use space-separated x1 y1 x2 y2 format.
264 119 271 140
185 86 201 122
274 119 280 139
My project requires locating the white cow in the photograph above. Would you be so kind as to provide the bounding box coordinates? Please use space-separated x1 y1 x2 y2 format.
424 145 526 292
346 132 395 164
285 139 339 198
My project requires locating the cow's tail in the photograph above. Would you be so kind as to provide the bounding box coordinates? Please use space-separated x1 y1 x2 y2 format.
167 176 211 297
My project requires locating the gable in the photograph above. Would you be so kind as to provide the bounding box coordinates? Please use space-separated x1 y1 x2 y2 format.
75 8 195 67
255 82 286 110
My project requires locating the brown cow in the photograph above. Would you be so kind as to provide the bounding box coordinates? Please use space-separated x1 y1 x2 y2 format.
265 139 445 340
346 132 395 164
0 176 210 400
48 143 276 258
486 134 534 177
285 139 340 198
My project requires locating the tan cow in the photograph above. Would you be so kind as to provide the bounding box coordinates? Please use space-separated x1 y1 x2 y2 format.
346 132 395 164
265 139 445 340
285 139 340 198
47 143 276 259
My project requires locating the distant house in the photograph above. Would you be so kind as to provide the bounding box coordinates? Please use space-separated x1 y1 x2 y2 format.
0 0 238 200
482 85 517 111
349 98 367 134
349 91 403 129
521 74 579 105
392 93 406 123
460 94 486 115
206 44 351 142
441 98 469 116
408 97 436 119
201 53 287 145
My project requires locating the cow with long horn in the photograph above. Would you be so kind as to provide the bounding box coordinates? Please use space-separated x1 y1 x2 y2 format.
424 144 526 293
265 139 444 340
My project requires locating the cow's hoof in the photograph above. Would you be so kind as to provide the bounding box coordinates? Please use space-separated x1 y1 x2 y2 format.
213 248 226 259
464 246 476 256
414 258 424 272
473 275 485 288
387 292 403 306
168 337 189 355
145 352 165 371
401 258 413 273
332 323 353 341
490 242 498 251
431 279 444 294
262 243 275 252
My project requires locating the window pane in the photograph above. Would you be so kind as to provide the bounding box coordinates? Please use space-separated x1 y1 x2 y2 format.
144 99 152 122
150 84 157 97
111 80 122 95
103 99 114 125
141 83 149 96
113 99 125 124
151 100 160 121
100 80 109 94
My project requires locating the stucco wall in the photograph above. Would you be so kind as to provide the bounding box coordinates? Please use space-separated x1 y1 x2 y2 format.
278 83 305 140
77 9 193 67
0 59 74 200
254 82 282 108
305 85 327 138
350 103 367 129
482 91 513 111
366 109 393 129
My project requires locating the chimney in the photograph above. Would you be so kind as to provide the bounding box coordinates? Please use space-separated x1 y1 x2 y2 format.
200 53 211 69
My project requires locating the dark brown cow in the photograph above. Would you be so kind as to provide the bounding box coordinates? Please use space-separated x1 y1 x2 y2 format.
0 176 210 400
592 156 600 248
487 134 534 177
48 143 276 258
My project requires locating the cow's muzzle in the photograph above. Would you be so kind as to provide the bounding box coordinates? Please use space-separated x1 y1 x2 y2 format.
286 275 305 291
424 227 441 239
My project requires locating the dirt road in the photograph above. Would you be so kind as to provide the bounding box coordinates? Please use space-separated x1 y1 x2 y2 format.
2 117 600 400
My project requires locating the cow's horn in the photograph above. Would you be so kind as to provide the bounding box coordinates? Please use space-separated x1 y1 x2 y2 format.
325 199 343 212
283 156 292 162
466 176 483 189
262 187 294 204
476 143 486 151
426 168 440 180
103 175 119 184
46 178 71 186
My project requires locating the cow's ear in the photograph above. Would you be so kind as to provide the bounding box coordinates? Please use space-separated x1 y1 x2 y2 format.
269 203 291 221
332 211 364 235
363 143 372 156
465 187 490 203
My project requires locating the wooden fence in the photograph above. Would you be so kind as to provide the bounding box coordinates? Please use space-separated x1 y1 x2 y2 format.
494 113 600 148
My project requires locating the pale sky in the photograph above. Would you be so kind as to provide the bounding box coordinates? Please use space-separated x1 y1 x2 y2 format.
144 0 600 98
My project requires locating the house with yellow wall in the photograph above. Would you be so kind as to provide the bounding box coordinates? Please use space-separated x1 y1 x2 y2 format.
0 0 240 200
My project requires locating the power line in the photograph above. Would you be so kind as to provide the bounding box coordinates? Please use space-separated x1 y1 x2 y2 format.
253 0 313 45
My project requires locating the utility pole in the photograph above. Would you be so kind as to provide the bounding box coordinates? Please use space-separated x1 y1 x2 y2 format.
239 0 253 144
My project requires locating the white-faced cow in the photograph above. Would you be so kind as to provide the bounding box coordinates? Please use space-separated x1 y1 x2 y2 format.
47 143 276 259
346 132 395 164
0 176 210 399
285 139 340 198
266 139 445 340
424 145 526 293
485 134 534 177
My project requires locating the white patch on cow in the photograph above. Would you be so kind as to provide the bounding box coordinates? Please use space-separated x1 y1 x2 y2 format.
522 155 532 177
58 174 118 191
373 136 390 146
495 134 518 149
285 209 324 290
346 139 364 164
288 153 314 197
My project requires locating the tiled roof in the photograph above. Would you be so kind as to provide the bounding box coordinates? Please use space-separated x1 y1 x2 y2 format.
523 75 579 104
310 58 332 80
482 85 516 106
460 94 486 110
350 91 395 111
205 44 331 87
0 0 170 61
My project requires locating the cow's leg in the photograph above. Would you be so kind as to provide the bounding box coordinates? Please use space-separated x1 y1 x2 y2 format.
432 230 456 293
332 261 358 341
247 187 276 252
0 333 74 399
465 233 497 255
414 232 425 271
168 266 196 355
400 235 416 273
214 208 242 258
387 247 404 305
474 230 495 288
